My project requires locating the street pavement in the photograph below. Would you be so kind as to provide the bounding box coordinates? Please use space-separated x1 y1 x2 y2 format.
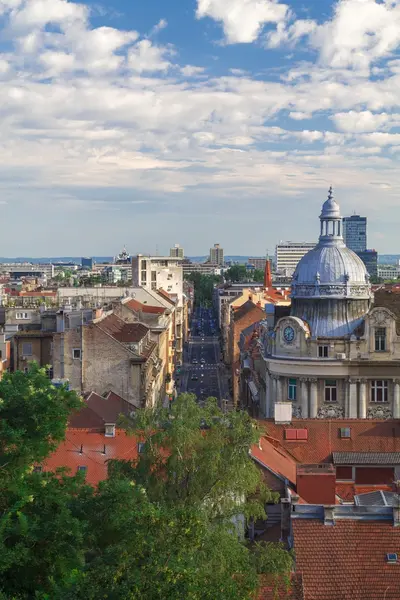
179 305 230 409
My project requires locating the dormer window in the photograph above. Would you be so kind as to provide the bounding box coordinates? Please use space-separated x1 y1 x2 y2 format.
375 328 386 352
318 345 329 358
105 423 116 437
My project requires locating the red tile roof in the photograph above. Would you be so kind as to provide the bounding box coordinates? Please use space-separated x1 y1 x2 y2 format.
335 483 393 503
258 575 303 600
157 289 176 304
43 428 139 486
251 436 297 485
124 298 165 314
95 313 149 343
293 519 400 600
261 419 400 464
69 391 134 429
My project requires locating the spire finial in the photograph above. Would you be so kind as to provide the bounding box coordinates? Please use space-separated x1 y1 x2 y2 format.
328 186 333 200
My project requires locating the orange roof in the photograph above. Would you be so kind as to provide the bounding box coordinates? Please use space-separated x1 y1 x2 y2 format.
336 483 393 503
43 428 139 486
125 298 165 314
293 519 400 599
258 575 303 600
251 436 297 485
261 419 400 464
96 313 149 343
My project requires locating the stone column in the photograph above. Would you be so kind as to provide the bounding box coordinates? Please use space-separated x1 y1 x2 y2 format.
359 379 367 419
264 373 272 418
300 377 309 419
276 376 284 404
348 378 358 418
393 379 400 419
271 374 278 411
309 378 318 418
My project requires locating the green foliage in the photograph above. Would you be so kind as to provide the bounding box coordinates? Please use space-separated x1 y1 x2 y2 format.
119 394 277 519
253 541 294 592
184 273 221 306
224 265 264 283
0 376 292 600
0 364 82 478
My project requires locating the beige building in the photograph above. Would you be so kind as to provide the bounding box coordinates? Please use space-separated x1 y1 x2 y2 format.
259 191 400 420
53 313 164 408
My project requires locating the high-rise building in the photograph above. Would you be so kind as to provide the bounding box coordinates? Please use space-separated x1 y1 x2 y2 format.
170 244 184 258
275 242 315 276
248 257 267 271
343 214 367 253
357 249 378 278
81 257 93 270
209 243 224 266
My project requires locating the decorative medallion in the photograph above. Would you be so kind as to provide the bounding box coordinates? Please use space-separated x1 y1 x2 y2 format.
317 405 344 419
367 406 392 420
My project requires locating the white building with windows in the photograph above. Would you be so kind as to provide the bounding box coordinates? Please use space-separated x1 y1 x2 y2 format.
259 189 400 420
275 242 315 276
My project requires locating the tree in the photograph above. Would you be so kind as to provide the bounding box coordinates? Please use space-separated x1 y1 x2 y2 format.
0 379 293 600
59 395 282 600
0 364 82 479
184 273 221 306
0 365 87 599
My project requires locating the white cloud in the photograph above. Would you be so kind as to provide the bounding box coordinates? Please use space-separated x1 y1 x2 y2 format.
128 39 173 73
332 110 393 133
196 0 288 43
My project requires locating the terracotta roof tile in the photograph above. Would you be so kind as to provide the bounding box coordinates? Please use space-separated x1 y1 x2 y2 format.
251 437 297 485
43 428 139 486
258 574 303 600
293 519 400 599
125 298 165 314
335 483 393 503
96 313 149 343
261 419 400 464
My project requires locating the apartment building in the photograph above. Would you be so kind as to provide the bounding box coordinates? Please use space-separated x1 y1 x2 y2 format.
275 242 315 276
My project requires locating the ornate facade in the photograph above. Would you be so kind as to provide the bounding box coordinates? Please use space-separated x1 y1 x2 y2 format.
259 189 400 420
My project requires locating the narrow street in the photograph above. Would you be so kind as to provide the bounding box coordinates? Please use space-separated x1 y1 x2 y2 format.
180 305 230 408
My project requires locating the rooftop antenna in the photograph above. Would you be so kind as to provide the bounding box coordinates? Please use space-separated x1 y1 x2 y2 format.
155 244 159 256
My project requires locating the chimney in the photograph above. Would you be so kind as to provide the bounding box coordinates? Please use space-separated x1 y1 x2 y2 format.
297 464 336 505
264 260 272 289
324 506 335 526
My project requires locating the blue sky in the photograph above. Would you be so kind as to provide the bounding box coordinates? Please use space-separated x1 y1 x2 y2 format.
0 0 400 256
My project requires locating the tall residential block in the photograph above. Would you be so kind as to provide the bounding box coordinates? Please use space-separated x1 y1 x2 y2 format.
170 244 184 258
356 249 378 278
209 243 224 266
342 214 367 253
275 242 315 276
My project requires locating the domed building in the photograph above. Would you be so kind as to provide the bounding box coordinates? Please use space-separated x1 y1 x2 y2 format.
260 189 400 420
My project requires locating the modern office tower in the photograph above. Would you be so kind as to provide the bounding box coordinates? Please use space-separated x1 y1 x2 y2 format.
357 249 378 278
343 214 367 252
209 243 224 265
170 244 184 258
81 257 93 270
275 242 315 276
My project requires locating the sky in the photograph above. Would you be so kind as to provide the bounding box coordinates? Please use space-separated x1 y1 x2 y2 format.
0 0 400 256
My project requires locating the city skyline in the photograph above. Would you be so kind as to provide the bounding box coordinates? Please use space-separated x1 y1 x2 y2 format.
0 0 400 254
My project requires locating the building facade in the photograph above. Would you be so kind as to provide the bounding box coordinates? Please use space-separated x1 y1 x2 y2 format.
248 257 267 271
209 243 224 266
343 214 367 253
170 244 184 258
378 265 400 280
182 261 221 276
258 189 400 420
275 242 315 276
357 249 378 278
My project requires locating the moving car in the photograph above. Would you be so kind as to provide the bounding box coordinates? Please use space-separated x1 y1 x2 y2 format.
191 374 199 381
192 358 198 364
200 358 205 364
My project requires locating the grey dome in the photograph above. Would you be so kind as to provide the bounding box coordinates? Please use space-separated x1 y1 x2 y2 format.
290 189 372 337
293 244 369 293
